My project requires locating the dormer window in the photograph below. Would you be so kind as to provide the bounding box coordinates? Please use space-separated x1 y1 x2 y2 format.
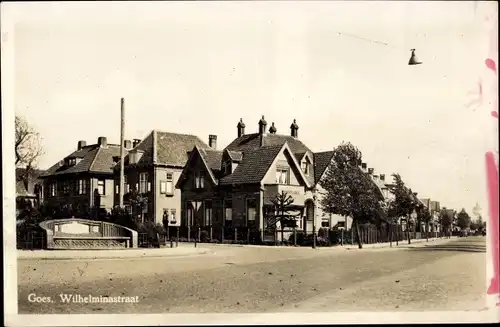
301 158 310 175
224 160 231 175
66 158 77 166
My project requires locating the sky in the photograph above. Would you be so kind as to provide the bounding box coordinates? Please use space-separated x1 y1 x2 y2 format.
5 1 498 216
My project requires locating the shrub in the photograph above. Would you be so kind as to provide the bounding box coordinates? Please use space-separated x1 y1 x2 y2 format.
318 227 329 239
200 230 211 242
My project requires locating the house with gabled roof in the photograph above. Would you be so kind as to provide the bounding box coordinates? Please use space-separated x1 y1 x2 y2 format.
112 130 211 225
40 136 131 216
176 116 347 241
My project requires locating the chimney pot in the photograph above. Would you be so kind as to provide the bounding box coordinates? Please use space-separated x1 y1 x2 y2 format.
290 119 299 138
269 122 277 134
258 116 267 135
77 140 87 150
237 118 246 137
380 174 385 181
97 136 108 147
209 134 217 150
368 168 374 175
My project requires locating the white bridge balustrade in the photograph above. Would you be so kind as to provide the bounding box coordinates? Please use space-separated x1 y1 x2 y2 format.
39 218 138 249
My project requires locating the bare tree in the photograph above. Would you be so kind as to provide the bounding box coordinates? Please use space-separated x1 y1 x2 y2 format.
15 116 43 181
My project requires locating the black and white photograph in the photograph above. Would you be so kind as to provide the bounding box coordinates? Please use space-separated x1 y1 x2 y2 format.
2 1 499 326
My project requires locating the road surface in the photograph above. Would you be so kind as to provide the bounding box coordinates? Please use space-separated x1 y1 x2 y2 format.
17 236 487 313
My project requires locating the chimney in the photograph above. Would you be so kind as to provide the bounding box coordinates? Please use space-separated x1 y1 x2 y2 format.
290 119 299 138
209 135 217 150
237 118 246 138
77 140 87 150
361 163 367 172
368 168 374 175
124 139 132 149
133 138 141 148
380 174 385 181
269 122 277 134
97 136 107 147
258 115 267 135
373 174 379 181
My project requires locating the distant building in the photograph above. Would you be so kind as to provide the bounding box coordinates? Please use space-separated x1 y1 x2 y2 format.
113 130 211 225
40 137 129 217
16 168 44 216
419 198 442 233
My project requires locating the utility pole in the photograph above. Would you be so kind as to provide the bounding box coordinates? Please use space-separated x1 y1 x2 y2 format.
119 98 125 208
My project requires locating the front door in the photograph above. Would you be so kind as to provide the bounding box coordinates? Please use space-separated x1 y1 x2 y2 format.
305 201 314 234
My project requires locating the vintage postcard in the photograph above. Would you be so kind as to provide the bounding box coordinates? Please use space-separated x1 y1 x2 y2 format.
2 1 499 326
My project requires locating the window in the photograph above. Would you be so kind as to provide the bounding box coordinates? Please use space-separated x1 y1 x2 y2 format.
77 180 87 195
224 199 232 227
115 184 119 194
97 179 105 195
301 160 310 175
167 173 173 194
62 181 70 195
124 175 130 194
276 168 289 184
125 205 132 214
246 198 257 227
194 171 204 189
50 183 57 197
204 200 213 226
139 172 148 193
321 220 330 228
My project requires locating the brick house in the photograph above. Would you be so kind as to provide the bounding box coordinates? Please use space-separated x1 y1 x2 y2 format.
40 137 130 216
113 130 211 225
176 116 355 240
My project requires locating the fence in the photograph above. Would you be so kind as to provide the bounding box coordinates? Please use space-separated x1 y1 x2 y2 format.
137 224 448 248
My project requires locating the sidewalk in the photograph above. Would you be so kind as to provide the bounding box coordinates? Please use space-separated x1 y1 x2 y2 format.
198 236 457 251
339 236 458 250
17 245 213 260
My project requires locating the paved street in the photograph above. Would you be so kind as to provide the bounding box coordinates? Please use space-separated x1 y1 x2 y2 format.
17 236 487 313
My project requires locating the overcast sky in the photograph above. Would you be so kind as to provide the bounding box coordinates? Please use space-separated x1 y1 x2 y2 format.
7 1 498 215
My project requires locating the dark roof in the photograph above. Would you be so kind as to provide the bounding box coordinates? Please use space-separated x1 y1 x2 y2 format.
156 131 210 166
219 145 284 185
225 133 312 154
41 144 123 177
313 151 334 183
16 168 44 196
199 148 223 171
120 130 210 168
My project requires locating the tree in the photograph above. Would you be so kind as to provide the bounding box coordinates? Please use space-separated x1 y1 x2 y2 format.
417 205 433 241
456 208 471 231
388 173 419 244
15 116 43 182
269 191 298 244
128 187 149 224
439 208 453 237
319 142 385 249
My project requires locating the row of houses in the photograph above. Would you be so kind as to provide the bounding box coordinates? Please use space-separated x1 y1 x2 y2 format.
17 116 447 236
